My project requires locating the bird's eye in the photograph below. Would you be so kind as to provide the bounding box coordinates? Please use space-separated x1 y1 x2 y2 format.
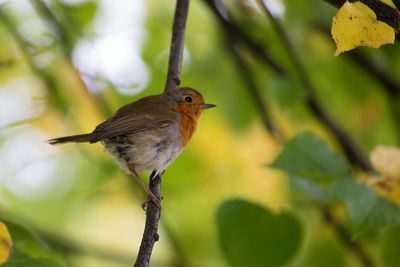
184 96 193 103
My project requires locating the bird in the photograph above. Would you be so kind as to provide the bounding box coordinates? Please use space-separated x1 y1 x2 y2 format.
48 87 215 207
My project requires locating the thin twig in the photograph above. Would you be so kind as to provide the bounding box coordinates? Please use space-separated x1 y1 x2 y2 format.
393 0 400 10
29 0 113 117
204 0 285 75
348 51 400 139
257 0 371 171
134 1 190 266
0 7 60 106
255 2 375 266
29 0 73 55
208 1 374 266
206 0 371 170
349 51 400 97
224 33 284 141
321 208 374 267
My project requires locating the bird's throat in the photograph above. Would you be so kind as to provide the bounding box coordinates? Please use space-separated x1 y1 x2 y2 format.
170 104 201 147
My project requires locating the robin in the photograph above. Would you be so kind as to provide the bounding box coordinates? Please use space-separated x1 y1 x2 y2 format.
48 87 215 207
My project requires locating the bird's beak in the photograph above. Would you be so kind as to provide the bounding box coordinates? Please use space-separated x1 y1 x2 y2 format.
201 103 216 109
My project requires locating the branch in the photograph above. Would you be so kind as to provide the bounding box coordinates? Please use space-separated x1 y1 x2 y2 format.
255 2 374 266
349 51 400 97
224 33 284 141
394 0 400 10
321 208 374 267
29 0 73 55
0 7 58 102
324 0 400 32
164 0 190 92
257 0 371 172
348 51 400 140
204 0 285 75
135 1 190 267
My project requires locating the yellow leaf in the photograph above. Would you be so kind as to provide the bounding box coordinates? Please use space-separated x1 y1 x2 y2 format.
0 222 12 265
370 145 400 180
331 1 395 56
381 0 396 8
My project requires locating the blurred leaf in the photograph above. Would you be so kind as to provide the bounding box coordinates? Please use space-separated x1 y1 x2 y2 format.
330 180 400 234
380 226 400 267
216 199 302 267
0 222 12 265
303 239 346 267
358 198 400 234
267 76 306 107
2 220 65 265
331 2 395 56
290 176 331 203
381 0 396 8
59 1 98 32
271 132 351 181
3 258 64 267
5 221 50 259
330 179 376 226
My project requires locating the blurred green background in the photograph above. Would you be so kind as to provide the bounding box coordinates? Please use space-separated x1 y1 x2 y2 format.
0 0 399 267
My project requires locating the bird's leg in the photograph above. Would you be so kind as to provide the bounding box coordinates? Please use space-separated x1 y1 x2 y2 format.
150 170 157 180
128 166 161 209
150 170 165 180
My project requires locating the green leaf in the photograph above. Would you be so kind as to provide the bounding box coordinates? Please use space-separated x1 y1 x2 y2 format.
358 198 400 234
216 199 302 267
330 180 400 234
60 1 97 32
289 176 331 203
380 226 400 267
330 179 376 226
2 221 63 264
3 258 64 267
4 221 50 260
303 239 346 267
271 133 350 181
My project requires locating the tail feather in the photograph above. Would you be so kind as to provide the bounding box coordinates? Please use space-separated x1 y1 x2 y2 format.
47 133 94 145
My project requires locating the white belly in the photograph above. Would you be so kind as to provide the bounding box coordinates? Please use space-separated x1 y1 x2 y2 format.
102 123 182 175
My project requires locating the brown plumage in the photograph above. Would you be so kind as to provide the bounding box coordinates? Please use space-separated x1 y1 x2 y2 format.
48 87 215 206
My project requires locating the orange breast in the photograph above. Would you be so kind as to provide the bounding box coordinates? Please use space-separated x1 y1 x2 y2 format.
170 104 201 147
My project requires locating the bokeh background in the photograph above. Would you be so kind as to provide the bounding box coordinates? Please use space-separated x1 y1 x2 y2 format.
0 0 399 267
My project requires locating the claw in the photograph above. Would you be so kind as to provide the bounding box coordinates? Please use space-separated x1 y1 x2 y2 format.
141 193 161 210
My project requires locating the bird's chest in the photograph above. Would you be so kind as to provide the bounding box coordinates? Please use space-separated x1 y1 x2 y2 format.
103 121 182 174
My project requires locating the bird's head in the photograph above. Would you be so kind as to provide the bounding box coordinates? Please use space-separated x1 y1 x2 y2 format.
167 87 216 117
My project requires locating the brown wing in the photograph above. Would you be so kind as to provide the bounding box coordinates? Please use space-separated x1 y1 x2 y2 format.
89 94 176 143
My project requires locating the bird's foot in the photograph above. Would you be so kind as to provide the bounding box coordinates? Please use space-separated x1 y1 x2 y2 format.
141 192 161 210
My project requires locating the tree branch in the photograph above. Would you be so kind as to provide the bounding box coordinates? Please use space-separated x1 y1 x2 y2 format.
208 2 374 266
321 208 374 267
134 1 190 267
224 33 284 141
349 51 400 97
29 0 73 55
204 0 285 75
348 51 400 140
164 0 190 92
257 0 371 172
